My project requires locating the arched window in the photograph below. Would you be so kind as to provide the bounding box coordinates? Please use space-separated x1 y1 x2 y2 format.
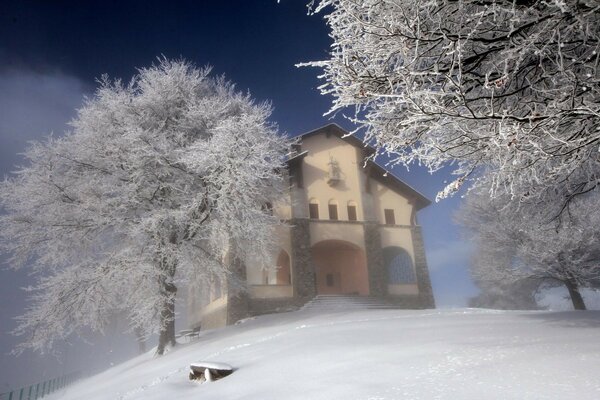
328 199 339 220
262 250 292 285
347 201 358 221
383 247 416 284
276 250 291 285
309 198 320 219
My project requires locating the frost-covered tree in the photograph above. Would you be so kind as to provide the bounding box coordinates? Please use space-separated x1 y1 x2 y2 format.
0 59 289 355
303 0 600 205
468 278 541 310
456 184 600 310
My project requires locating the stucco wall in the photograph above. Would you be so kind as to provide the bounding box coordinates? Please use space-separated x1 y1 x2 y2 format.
309 220 364 248
250 285 293 298
388 284 419 295
312 244 369 295
246 225 292 286
302 134 365 221
197 296 228 329
371 179 414 226
380 226 416 260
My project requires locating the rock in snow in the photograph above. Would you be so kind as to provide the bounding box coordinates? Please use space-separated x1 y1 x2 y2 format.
189 362 234 382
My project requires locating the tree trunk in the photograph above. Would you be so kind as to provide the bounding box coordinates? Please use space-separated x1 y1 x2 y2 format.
156 286 177 355
134 327 147 354
557 253 587 311
156 231 179 356
564 278 587 310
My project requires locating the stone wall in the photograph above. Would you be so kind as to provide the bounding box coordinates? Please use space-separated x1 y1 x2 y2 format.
410 225 436 308
385 294 434 309
199 305 228 329
290 218 316 302
248 297 303 316
364 222 386 297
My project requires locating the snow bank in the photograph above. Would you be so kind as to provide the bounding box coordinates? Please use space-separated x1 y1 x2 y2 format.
46 309 600 400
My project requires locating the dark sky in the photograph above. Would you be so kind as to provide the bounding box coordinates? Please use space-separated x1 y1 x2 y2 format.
0 0 476 391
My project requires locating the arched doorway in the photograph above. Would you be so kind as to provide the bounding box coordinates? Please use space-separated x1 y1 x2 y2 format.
311 240 369 295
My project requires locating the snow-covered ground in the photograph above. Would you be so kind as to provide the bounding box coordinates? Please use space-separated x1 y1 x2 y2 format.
47 308 600 400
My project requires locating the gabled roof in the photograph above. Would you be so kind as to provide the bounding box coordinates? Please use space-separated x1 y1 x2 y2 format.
291 123 431 210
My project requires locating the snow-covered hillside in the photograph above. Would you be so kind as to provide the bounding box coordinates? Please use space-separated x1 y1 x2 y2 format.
47 309 600 400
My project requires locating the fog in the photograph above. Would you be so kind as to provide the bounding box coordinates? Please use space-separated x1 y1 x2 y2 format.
0 69 147 389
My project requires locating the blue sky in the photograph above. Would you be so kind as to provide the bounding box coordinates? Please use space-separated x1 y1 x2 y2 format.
0 0 477 390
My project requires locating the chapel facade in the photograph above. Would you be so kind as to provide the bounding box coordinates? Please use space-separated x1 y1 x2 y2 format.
188 124 435 329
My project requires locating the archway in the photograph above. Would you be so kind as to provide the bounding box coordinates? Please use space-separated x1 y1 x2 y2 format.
311 240 369 295
262 249 292 285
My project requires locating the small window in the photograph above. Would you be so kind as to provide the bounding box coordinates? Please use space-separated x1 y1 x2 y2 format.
328 204 338 220
347 203 357 221
309 203 319 219
384 209 396 225
326 274 334 287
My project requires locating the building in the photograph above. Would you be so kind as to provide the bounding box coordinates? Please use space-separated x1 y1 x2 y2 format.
188 124 435 329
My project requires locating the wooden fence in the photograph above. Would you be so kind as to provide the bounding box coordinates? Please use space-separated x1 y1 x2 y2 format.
0 372 80 400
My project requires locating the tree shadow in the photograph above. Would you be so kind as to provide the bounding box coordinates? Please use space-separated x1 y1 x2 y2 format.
519 310 600 329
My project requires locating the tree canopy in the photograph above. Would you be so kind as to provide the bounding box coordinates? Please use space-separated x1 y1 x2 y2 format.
456 184 600 310
304 0 600 205
0 59 289 354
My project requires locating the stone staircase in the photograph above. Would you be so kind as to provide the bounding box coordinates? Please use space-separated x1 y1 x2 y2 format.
301 294 398 312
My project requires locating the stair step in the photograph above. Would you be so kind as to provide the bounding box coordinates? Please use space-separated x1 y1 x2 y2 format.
301 295 400 312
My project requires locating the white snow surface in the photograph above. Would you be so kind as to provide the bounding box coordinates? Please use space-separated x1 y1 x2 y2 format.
47 308 600 400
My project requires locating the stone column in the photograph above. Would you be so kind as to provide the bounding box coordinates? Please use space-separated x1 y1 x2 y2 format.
290 218 316 301
411 225 436 308
363 222 386 297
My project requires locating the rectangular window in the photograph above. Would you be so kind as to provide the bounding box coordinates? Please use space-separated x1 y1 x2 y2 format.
347 205 357 221
309 203 319 219
384 209 396 225
328 204 338 220
326 274 334 287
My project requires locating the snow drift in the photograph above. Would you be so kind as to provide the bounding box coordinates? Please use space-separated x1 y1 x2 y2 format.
46 308 600 400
